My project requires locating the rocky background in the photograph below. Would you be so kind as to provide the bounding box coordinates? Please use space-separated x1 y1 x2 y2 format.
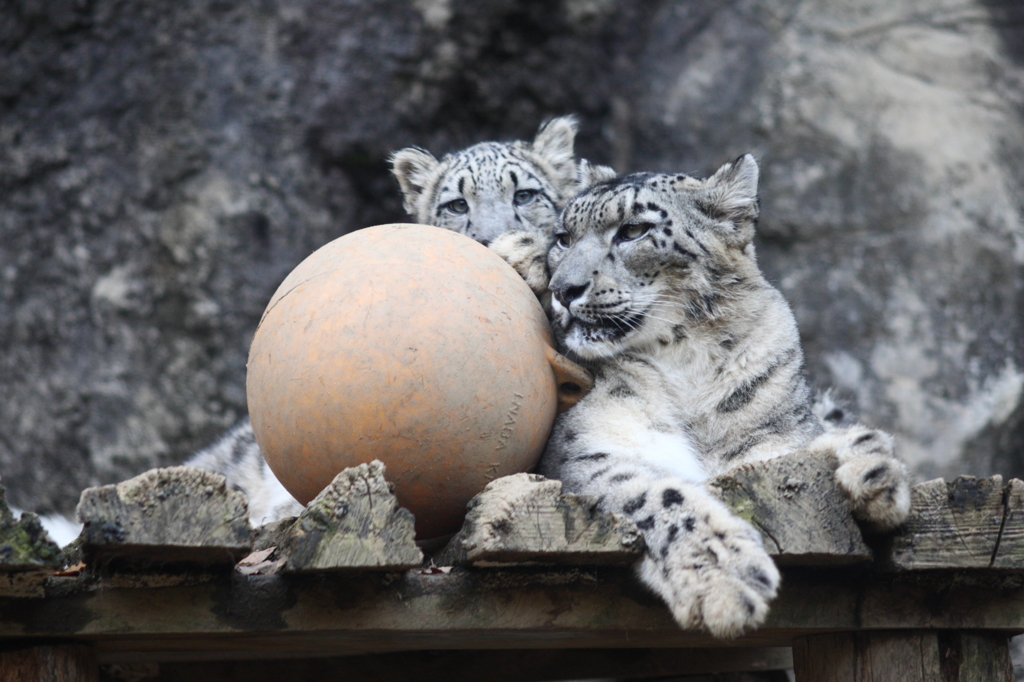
2 0 1023 525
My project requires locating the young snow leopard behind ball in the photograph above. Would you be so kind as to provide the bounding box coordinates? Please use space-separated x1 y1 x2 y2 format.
186 117 599 527
532 155 910 637
391 115 597 301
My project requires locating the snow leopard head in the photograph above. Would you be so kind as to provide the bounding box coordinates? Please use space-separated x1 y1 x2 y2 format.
548 155 762 359
390 116 580 245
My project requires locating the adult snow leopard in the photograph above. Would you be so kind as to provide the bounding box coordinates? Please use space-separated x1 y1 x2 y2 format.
188 117 590 526
532 155 910 637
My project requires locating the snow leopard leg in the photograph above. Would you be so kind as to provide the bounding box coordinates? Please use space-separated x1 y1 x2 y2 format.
186 419 304 526
540 393 779 637
611 476 780 637
810 425 910 530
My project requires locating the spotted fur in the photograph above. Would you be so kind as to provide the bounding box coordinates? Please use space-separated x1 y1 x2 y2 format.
532 155 910 637
186 421 303 525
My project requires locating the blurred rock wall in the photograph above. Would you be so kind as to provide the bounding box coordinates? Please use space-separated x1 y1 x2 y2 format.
1 0 1022 515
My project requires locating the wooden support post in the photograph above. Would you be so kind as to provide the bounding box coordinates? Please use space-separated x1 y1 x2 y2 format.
0 644 98 682
792 631 1013 682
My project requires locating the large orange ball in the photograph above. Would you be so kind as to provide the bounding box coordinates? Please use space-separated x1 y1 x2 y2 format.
246 224 586 539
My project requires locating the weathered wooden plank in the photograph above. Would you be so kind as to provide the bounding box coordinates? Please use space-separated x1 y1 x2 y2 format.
436 473 644 567
0 484 63 573
152 647 793 682
792 631 1012 682
440 453 872 568
888 476 1010 570
1 568 1023 660
76 467 253 567
434 470 1024 571
993 478 1024 570
279 460 423 572
0 644 98 682
709 451 873 566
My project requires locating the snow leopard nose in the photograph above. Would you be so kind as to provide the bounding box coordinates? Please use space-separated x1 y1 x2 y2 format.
551 282 589 308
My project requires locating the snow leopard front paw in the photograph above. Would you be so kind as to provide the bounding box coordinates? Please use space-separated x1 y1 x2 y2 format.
488 229 551 308
625 480 780 638
817 426 910 530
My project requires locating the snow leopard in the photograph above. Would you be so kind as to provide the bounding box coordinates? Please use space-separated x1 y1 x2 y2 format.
530 155 910 637
186 116 593 527
390 115 588 300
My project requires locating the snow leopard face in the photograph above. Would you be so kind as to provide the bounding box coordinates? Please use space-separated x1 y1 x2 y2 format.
548 155 762 359
391 117 579 245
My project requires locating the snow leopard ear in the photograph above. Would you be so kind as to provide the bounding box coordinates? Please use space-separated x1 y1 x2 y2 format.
390 147 439 217
576 158 617 191
699 154 760 247
531 115 578 182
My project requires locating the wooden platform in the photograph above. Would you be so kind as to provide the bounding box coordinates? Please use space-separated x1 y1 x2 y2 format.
0 455 1020 681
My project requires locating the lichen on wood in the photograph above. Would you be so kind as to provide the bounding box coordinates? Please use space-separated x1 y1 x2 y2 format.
0 484 62 572
708 451 872 566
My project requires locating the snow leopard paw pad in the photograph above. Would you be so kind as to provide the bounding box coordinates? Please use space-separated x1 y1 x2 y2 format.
628 480 780 638
830 426 911 530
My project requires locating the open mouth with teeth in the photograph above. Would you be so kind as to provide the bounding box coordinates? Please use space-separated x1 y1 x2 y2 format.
567 310 646 343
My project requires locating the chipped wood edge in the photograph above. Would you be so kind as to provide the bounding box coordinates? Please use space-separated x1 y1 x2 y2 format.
437 473 644 567
280 460 423 573
76 466 254 567
886 475 1024 571
709 451 873 566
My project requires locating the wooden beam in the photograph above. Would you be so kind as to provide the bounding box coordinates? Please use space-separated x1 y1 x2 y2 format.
0 644 98 682
278 460 423 572
152 647 793 682
709 451 872 566
887 476 1024 571
76 467 253 568
0 567 1021 661
792 631 1012 682
439 452 875 568
436 473 644 566
64 463 1024 574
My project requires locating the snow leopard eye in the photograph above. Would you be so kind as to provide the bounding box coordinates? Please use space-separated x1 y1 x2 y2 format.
615 222 653 243
444 199 469 215
513 189 538 206
554 232 571 248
